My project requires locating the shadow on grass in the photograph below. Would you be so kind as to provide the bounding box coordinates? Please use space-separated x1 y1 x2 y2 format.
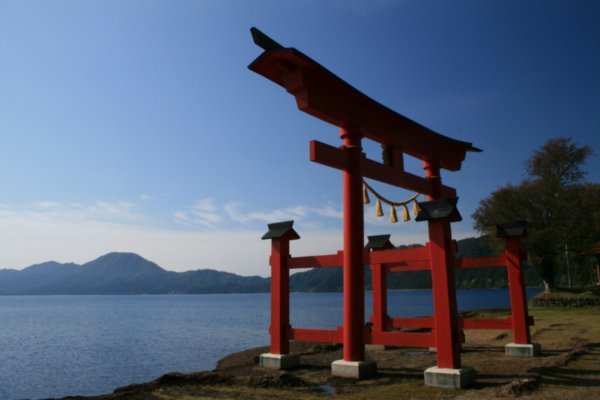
530 342 600 388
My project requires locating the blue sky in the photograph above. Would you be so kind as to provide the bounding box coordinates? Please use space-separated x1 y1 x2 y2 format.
1 0 599 275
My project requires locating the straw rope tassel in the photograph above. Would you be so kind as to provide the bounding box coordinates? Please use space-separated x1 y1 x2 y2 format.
375 199 384 217
363 184 370 204
402 205 410 222
362 179 421 223
390 206 398 223
412 200 420 216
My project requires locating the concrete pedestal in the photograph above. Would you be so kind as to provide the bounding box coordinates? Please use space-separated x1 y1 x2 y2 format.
505 343 541 357
424 366 476 389
259 353 300 370
331 359 377 379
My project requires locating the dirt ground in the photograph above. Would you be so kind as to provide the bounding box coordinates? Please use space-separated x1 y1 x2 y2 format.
62 307 600 400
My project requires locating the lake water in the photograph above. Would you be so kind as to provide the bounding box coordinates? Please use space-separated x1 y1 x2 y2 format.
0 288 542 400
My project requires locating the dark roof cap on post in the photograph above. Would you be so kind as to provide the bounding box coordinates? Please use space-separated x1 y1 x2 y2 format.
496 221 527 238
415 198 462 222
366 234 394 250
261 220 300 240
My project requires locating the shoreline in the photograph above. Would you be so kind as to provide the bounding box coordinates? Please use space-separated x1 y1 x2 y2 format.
0 286 545 297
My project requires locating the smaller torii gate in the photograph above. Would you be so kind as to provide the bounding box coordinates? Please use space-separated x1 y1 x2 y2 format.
248 27 508 388
368 221 540 357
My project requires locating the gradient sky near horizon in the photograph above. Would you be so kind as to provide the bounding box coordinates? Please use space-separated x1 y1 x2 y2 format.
1 0 599 276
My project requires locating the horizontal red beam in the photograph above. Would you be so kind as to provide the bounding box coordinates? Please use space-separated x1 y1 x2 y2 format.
455 256 505 269
387 315 533 331
361 155 457 198
388 260 431 272
310 140 457 197
289 327 342 343
368 245 430 265
459 317 512 330
365 330 436 348
288 252 342 269
309 140 347 170
389 317 434 329
287 246 433 270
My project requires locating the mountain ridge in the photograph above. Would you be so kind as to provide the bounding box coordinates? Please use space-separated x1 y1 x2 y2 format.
0 252 270 295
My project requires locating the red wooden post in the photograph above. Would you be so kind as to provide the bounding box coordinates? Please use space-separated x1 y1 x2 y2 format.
371 263 387 333
270 237 291 354
366 235 394 334
505 236 530 344
341 127 365 362
423 161 461 369
428 221 461 368
260 221 300 369
497 221 531 345
497 221 539 356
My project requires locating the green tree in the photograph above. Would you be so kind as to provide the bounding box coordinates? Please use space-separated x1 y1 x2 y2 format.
472 137 600 292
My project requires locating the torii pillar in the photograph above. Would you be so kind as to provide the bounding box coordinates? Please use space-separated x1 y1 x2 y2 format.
366 234 394 338
417 162 476 388
498 221 541 357
259 221 301 369
331 127 378 379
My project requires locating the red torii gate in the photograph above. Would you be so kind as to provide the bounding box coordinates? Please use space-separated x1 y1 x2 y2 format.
368 221 540 357
249 28 482 387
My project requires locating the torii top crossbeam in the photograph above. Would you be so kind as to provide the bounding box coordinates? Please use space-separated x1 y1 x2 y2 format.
248 28 481 172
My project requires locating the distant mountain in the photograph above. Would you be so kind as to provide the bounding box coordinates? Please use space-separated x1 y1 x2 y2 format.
0 252 270 295
0 237 542 295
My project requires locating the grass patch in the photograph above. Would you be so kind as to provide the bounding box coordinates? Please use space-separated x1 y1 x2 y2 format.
528 307 600 348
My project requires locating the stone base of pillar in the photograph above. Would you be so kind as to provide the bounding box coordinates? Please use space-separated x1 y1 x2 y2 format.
331 359 377 379
505 343 541 357
259 353 300 369
424 366 476 389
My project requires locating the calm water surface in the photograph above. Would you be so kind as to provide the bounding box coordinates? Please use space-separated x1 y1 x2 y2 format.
0 289 542 400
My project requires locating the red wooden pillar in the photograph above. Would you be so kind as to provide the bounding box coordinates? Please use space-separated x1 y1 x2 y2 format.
505 237 530 344
366 235 394 333
423 161 461 369
371 263 387 333
260 221 300 368
270 237 291 354
341 127 365 362
496 221 533 345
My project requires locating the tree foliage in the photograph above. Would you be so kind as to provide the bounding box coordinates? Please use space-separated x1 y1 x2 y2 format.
472 137 600 291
